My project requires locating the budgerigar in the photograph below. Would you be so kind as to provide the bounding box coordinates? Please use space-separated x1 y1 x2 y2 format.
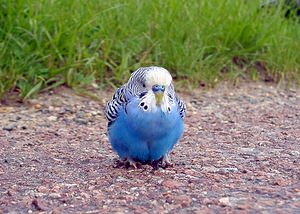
105 66 186 168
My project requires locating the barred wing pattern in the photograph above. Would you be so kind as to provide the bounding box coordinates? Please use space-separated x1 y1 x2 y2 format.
176 96 186 119
105 86 127 123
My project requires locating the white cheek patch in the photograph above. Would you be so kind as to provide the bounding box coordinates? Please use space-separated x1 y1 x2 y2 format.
160 93 175 113
139 92 157 112
139 91 175 113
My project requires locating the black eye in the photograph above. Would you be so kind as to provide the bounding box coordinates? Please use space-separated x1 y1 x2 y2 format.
142 83 146 88
140 102 145 107
168 107 171 112
144 105 148 110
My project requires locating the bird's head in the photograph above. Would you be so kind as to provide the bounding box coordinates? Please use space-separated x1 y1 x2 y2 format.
144 67 172 105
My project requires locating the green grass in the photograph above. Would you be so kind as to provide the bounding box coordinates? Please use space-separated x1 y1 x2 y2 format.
0 0 299 99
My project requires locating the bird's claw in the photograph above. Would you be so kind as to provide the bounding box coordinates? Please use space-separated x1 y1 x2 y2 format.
115 155 173 170
162 154 173 167
113 158 139 169
124 158 139 169
151 154 173 170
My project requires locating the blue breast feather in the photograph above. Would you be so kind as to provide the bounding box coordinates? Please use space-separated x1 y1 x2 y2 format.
108 97 184 163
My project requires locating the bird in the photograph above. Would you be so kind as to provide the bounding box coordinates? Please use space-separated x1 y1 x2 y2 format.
105 66 186 168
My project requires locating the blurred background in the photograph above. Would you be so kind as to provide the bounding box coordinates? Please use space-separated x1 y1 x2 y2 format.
0 0 299 100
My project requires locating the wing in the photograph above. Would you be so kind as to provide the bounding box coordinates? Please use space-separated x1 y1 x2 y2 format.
105 68 148 124
105 85 128 124
176 96 186 119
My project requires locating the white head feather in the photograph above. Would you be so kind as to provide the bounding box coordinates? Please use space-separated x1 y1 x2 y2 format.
144 67 172 88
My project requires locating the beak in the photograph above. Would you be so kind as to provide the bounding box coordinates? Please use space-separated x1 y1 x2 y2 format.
152 85 165 105
155 92 164 105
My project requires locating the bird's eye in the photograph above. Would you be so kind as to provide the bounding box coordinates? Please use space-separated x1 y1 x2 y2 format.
140 102 145 107
144 105 148 110
142 83 146 88
167 107 171 112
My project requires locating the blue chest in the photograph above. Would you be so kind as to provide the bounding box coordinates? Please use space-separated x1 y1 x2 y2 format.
123 99 180 139
108 97 184 162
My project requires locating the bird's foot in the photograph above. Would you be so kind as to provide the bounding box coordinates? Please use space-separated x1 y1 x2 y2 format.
113 158 140 169
151 154 173 170
113 159 125 168
161 154 173 168
151 158 162 170
124 158 139 169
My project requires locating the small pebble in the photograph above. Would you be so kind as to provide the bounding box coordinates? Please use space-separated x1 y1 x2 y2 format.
41 109 50 114
3 124 17 131
47 116 57 121
75 118 88 125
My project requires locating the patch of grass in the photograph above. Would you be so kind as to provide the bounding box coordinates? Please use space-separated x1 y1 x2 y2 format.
0 0 299 99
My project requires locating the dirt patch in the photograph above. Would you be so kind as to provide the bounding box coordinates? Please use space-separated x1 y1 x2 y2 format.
0 82 300 213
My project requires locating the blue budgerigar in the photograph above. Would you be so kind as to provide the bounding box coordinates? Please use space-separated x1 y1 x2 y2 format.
105 66 186 168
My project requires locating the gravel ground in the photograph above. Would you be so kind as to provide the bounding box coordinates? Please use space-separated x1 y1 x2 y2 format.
0 82 299 213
